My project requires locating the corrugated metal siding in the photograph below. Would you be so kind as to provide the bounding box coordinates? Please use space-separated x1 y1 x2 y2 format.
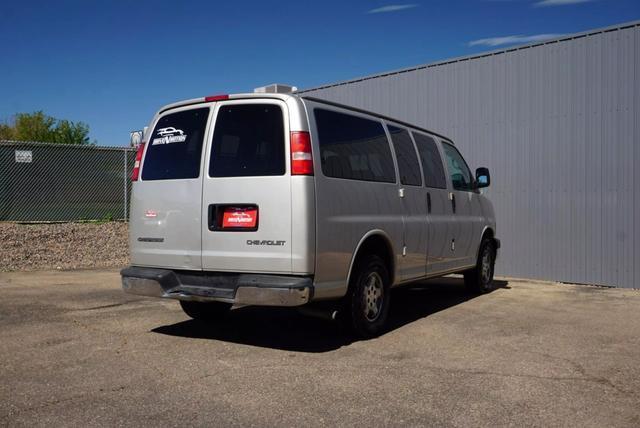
300 23 640 288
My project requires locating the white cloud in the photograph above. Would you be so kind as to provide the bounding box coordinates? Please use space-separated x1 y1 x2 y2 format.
534 0 595 6
367 4 418 14
468 33 565 47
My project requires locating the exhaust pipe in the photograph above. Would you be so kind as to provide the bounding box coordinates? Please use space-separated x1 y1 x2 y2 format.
297 306 339 322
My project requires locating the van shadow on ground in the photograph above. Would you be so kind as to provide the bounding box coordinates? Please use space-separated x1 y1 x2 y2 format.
152 277 509 353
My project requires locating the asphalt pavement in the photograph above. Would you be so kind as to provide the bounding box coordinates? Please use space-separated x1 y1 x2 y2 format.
1 269 639 427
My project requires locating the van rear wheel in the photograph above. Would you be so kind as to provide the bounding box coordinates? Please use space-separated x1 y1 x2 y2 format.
344 254 391 338
179 300 231 322
464 238 496 294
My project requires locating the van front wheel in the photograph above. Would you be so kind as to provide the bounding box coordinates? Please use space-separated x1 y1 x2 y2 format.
345 255 391 338
464 238 496 294
179 300 231 322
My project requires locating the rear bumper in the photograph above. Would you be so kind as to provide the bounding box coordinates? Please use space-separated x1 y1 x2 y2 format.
120 267 313 307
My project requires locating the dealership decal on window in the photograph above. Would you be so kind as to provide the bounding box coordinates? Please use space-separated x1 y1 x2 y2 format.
15 150 33 163
152 127 187 145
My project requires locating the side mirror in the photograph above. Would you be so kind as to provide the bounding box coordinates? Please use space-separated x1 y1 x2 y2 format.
475 167 490 189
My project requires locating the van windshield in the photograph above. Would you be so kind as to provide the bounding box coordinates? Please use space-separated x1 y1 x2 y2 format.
141 108 209 181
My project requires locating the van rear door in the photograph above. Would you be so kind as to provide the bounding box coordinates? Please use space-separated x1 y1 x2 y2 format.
129 106 210 270
200 99 293 273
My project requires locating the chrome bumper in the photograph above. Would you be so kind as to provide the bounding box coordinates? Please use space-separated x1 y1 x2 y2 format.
121 267 312 307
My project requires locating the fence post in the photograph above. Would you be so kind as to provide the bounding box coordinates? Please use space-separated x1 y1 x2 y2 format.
123 149 128 221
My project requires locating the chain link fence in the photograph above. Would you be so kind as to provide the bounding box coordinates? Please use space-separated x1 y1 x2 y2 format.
0 141 135 222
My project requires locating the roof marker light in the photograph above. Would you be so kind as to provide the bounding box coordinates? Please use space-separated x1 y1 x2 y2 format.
205 94 229 102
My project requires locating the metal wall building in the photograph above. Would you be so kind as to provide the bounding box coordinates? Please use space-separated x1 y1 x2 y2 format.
299 21 640 288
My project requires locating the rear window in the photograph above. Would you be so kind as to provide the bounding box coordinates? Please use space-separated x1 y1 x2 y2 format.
315 109 395 183
142 108 209 181
209 104 285 177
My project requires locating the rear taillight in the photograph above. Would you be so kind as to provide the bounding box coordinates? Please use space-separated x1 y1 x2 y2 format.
131 142 145 181
290 131 313 175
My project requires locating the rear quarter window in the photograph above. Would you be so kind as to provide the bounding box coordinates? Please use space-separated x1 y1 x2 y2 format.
142 108 209 181
315 109 395 183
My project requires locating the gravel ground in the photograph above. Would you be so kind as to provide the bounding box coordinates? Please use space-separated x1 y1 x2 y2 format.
0 222 129 271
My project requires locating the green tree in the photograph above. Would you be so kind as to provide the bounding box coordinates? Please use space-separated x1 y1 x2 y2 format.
0 123 15 140
14 111 57 142
0 111 93 145
54 120 91 145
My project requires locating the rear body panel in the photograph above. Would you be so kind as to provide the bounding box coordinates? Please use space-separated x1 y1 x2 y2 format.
129 104 212 270
200 99 293 273
129 94 315 276
129 179 204 270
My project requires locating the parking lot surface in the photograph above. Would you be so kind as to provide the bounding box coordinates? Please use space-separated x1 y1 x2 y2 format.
1 269 639 427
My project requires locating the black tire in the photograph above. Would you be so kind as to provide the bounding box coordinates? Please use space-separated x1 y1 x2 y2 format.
464 238 496 294
344 254 391 338
179 300 232 322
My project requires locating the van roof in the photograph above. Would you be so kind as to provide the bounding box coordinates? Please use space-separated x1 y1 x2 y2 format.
300 96 452 142
158 93 452 143
157 93 295 114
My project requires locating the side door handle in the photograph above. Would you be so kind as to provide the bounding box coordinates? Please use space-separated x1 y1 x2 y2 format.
426 192 432 214
449 192 456 214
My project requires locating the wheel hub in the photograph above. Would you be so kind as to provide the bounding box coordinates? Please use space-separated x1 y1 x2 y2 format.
363 272 383 322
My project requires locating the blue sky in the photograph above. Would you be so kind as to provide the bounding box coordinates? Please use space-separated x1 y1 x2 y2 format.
1 0 638 146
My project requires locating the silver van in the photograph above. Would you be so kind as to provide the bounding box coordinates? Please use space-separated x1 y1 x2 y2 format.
121 92 499 337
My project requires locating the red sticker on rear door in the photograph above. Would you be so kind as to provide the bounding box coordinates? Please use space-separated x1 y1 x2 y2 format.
222 207 258 228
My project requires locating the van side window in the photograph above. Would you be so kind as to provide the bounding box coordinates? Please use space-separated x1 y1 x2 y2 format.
412 132 447 189
209 104 285 177
387 125 422 186
315 109 395 183
441 142 473 191
142 108 209 181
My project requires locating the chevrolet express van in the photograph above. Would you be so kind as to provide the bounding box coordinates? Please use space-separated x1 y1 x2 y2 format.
121 92 499 337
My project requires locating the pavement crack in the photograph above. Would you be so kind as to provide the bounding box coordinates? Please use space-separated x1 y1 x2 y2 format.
426 365 635 395
79 300 145 311
8 385 132 418
8 394 85 417
527 351 634 395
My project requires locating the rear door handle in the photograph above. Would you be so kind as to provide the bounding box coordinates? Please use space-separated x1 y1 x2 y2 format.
426 192 432 214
